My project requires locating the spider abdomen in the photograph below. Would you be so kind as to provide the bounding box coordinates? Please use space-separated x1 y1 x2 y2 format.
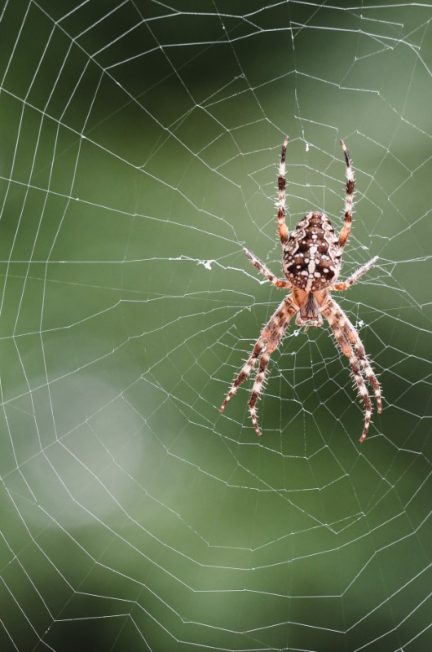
283 211 340 291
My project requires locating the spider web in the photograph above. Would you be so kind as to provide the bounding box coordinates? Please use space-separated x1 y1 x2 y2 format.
0 1 431 650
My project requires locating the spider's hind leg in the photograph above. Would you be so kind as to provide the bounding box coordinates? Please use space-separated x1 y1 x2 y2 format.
220 340 264 413
340 315 382 415
331 257 382 414
322 297 379 443
248 296 298 435
220 296 298 435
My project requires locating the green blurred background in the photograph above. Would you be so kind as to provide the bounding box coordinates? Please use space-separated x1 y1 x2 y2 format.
0 1 431 650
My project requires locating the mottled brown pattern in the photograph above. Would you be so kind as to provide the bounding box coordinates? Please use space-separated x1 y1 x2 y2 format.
283 211 340 291
221 138 382 443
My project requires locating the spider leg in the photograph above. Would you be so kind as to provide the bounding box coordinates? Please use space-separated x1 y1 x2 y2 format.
243 247 290 289
322 297 375 443
324 297 382 414
248 350 272 435
220 296 298 435
248 296 298 434
277 136 289 246
220 340 264 412
333 256 378 291
338 140 355 250
339 312 382 415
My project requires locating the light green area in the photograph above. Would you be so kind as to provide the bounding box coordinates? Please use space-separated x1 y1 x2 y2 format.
0 2 431 651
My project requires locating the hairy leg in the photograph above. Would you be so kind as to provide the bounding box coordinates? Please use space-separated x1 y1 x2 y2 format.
277 136 289 246
243 247 290 289
248 296 298 434
338 140 355 249
322 297 376 443
339 314 382 414
333 256 378 291
220 296 298 434
220 339 264 413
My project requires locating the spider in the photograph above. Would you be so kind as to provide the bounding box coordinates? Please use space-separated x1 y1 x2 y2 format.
220 137 382 443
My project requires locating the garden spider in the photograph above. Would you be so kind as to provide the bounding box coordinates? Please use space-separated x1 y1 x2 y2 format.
220 137 382 443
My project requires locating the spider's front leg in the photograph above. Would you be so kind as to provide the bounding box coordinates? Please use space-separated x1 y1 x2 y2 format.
220 295 298 435
338 140 355 250
277 136 289 246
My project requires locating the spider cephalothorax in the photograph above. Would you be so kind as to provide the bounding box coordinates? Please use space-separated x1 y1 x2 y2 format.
220 137 382 443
